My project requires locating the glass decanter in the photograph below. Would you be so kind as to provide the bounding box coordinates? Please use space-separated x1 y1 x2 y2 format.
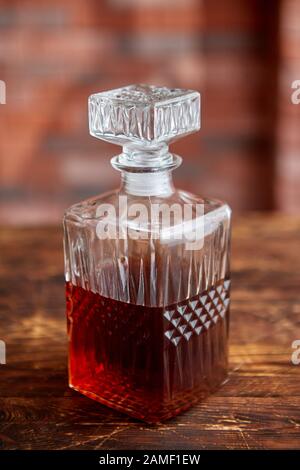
63 84 231 423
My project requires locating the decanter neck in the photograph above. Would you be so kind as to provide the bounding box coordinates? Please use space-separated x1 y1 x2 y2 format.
113 142 173 168
111 143 182 196
121 170 175 197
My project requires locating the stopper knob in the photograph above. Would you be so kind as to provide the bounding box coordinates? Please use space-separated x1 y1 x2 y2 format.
89 84 200 147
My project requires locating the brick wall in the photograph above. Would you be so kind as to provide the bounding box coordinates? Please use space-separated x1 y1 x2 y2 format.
0 0 297 224
276 0 300 212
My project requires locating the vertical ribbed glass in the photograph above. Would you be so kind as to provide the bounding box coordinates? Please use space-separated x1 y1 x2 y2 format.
63 85 231 422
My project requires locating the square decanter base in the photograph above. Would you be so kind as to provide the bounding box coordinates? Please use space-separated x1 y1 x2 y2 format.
69 371 228 424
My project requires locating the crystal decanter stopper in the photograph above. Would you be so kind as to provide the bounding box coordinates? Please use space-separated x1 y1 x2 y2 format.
63 84 231 423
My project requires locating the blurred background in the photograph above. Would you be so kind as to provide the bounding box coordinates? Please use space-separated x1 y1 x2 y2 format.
0 0 299 225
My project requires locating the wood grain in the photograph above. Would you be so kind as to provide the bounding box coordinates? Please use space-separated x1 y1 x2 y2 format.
0 214 300 449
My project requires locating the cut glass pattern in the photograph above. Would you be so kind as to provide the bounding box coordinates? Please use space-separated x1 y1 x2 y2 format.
89 84 200 144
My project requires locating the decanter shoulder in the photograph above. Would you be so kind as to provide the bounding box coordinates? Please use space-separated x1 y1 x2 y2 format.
63 188 231 235
177 189 231 218
63 189 120 224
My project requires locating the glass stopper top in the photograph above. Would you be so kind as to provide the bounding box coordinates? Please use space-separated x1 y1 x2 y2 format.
89 84 200 147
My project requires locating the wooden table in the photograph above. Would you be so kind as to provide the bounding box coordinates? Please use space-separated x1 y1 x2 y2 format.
1 214 300 450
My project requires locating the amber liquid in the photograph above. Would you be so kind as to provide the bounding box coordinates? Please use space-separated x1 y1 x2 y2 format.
66 280 230 423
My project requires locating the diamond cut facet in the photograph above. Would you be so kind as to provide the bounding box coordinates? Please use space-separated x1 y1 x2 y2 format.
163 279 230 345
